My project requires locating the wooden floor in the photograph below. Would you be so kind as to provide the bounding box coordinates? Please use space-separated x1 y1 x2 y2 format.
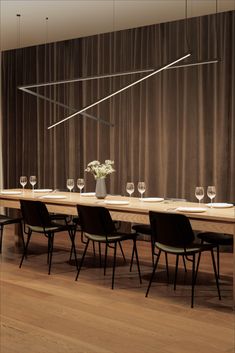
0 224 234 353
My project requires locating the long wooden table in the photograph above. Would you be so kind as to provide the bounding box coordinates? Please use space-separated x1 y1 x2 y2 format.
1 189 234 301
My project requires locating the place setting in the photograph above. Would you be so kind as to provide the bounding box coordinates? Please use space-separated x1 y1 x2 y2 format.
126 181 164 203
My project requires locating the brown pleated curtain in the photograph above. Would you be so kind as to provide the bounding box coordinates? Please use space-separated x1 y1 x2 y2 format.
1 11 235 202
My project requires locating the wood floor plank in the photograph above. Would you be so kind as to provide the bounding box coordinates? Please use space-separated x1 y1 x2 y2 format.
0 225 234 353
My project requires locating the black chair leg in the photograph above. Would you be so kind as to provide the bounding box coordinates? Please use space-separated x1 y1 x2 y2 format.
99 243 102 267
145 250 161 297
75 239 90 281
111 242 117 289
118 241 126 263
194 252 201 284
19 230 32 268
165 252 169 283
47 235 50 264
174 255 179 290
151 238 155 267
69 229 78 270
216 245 220 279
0 226 3 253
129 244 135 272
211 249 221 300
191 254 196 308
92 241 96 257
133 239 142 284
182 255 187 272
48 233 54 275
69 227 75 262
104 243 108 275
17 221 25 252
195 252 201 279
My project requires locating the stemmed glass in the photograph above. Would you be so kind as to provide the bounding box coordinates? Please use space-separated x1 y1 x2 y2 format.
67 179 74 193
126 182 134 198
195 186 204 205
77 178 85 196
207 186 216 207
138 181 146 200
20 176 27 191
29 176 37 192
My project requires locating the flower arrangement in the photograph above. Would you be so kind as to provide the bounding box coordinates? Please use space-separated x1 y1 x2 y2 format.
85 160 115 179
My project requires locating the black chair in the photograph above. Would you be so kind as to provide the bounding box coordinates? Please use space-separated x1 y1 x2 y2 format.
132 224 187 275
197 232 233 278
0 214 24 253
132 198 188 272
145 211 221 307
72 217 126 265
19 200 78 274
75 205 142 289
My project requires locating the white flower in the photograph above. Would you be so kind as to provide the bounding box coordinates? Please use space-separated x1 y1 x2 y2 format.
85 160 115 179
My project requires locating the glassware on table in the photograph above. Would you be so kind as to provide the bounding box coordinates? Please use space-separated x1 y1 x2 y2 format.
126 182 134 197
20 176 27 191
29 176 37 191
207 186 216 207
77 178 85 195
195 186 204 204
67 178 74 193
138 181 146 199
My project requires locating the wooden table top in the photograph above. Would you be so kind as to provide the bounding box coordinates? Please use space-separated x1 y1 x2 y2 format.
0 189 234 223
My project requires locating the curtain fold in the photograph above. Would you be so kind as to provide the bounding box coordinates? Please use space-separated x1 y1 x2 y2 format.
1 11 235 202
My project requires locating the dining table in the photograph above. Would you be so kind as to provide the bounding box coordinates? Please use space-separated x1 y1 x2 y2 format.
0 189 234 302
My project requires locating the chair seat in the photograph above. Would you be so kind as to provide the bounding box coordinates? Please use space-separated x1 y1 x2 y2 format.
0 215 22 225
197 232 233 246
28 223 75 233
156 241 216 255
132 224 152 235
85 232 136 243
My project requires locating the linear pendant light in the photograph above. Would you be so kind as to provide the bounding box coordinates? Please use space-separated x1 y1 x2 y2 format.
47 53 191 129
18 58 217 90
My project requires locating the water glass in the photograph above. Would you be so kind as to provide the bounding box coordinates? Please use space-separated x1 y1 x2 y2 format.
195 186 204 204
67 179 74 193
29 176 37 191
20 176 27 190
77 178 85 195
207 186 216 207
126 182 134 197
138 181 146 199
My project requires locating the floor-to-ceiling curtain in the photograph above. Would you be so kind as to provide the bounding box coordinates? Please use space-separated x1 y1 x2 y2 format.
1 11 235 202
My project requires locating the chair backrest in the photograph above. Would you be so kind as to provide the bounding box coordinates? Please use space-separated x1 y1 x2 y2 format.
149 211 195 247
77 205 116 236
20 200 52 228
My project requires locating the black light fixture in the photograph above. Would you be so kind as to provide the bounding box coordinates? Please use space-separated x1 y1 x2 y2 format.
18 0 219 130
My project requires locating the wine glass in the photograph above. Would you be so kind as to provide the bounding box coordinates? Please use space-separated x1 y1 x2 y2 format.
67 179 74 193
20 176 27 191
29 176 37 191
77 178 85 195
126 182 134 198
195 186 204 204
207 186 216 207
138 181 146 200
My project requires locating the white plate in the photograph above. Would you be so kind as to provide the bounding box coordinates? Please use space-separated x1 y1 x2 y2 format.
1 190 22 195
206 203 234 208
80 192 96 197
139 197 164 202
104 200 130 205
39 195 67 199
34 189 53 193
177 207 207 213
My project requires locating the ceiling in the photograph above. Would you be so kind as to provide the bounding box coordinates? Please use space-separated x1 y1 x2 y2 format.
1 0 234 51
